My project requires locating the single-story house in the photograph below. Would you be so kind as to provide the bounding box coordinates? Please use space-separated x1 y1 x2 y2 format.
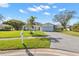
24 23 54 32
0 24 7 29
0 24 14 30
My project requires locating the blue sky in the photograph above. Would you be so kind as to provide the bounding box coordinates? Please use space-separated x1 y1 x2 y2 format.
0 3 79 25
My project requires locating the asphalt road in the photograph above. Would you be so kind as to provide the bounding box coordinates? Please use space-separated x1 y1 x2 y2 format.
46 32 79 53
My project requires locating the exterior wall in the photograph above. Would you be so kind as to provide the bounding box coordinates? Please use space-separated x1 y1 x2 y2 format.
24 25 40 31
40 25 54 32
24 25 54 32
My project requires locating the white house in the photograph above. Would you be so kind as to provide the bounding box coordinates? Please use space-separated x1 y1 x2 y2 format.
40 24 54 32
24 23 54 32
0 24 14 31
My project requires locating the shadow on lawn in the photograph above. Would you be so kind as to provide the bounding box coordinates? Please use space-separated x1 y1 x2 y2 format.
32 34 48 37
22 43 34 56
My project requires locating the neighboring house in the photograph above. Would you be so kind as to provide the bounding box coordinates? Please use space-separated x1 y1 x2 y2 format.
0 24 6 29
54 24 72 31
0 24 14 31
66 25 72 31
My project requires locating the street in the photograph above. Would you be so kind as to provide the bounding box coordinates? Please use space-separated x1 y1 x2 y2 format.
46 32 79 53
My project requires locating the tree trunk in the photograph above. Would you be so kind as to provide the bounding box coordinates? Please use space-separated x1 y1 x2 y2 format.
29 27 33 35
63 26 67 31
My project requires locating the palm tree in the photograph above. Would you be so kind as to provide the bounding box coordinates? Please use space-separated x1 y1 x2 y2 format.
27 16 37 34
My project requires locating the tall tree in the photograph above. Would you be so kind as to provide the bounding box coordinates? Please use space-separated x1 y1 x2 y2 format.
27 16 37 34
3 19 25 30
53 10 76 30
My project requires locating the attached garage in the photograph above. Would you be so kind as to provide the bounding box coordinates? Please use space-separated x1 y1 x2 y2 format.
40 25 54 32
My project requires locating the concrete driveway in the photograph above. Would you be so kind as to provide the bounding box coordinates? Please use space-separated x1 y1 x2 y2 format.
46 32 79 53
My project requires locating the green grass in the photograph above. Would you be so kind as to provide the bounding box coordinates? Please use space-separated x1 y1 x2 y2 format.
0 38 50 50
62 31 79 37
0 31 46 38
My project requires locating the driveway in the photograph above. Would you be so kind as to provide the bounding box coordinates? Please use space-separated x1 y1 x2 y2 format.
46 32 79 53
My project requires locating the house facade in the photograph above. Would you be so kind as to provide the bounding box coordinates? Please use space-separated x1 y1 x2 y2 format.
24 23 54 32
40 25 54 32
0 24 14 31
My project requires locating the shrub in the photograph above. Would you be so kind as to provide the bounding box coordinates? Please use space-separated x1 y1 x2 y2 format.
72 23 79 32
3 19 25 30
55 28 63 32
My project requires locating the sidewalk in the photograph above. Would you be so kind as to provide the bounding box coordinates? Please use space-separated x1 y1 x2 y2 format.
0 49 79 56
0 36 48 40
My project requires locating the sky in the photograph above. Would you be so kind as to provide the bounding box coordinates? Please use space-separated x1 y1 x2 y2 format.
0 3 79 25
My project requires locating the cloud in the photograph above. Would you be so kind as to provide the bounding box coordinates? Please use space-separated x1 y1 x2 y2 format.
19 9 27 14
59 8 66 11
0 3 9 8
52 5 57 8
27 5 50 12
44 12 50 15
27 7 40 12
33 5 43 10
4 16 12 21
39 5 50 9
7 17 12 19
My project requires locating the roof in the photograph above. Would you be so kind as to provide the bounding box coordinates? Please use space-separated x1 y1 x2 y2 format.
42 23 54 26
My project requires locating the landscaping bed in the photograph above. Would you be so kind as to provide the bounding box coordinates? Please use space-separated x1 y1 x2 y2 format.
0 38 50 50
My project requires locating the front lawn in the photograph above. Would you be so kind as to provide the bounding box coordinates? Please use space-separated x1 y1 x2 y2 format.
0 31 46 38
0 38 50 50
62 31 79 37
